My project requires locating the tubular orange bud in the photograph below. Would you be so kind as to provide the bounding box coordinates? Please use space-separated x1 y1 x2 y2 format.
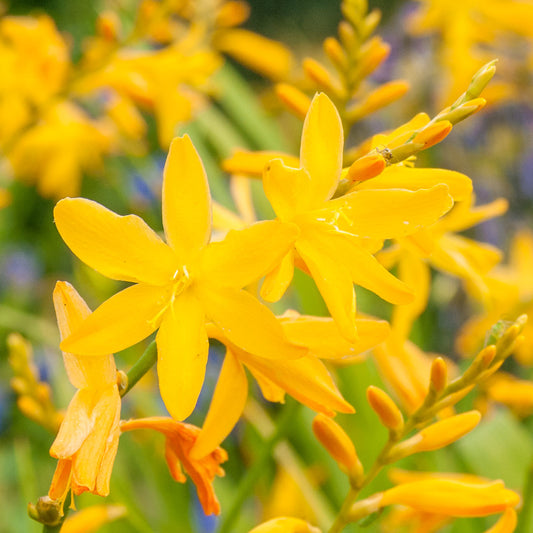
413 120 452 149
429 357 448 394
312 414 363 481
215 1 250 28
303 58 341 95
346 152 386 182
379 479 519 517
357 37 390 78
324 37 348 71
393 411 481 460
275 83 312 120
367 386 404 431
347 80 410 120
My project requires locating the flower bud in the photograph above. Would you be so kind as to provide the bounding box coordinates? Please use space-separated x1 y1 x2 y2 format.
412 120 452 149
303 58 342 96
324 37 348 71
367 386 404 432
275 83 311 119
429 357 448 395
312 414 363 484
346 152 386 182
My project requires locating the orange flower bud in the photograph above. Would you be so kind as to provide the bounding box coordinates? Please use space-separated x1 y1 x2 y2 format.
357 37 390 78
216 1 250 28
429 357 448 394
96 11 121 41
275 83 311 120
312 414 363 482
346 153 386 182
367 386 404 432
412 120 452 149
303 58 341 95
347 80 409 121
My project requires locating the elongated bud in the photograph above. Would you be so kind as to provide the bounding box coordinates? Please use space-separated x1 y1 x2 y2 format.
429 357 448 395
391 411 481 460
412 120 452 149
451 60 498 108
367 386 404 432
96 11 121 41
324 37 348 71
357 37 390 79
312 414 363 484
363 9 381 38
275 83 311 119
216 1 250 28
303 58 342 96
347 80 409 121
436 98 486 125
378 479 519 517
338 20 357 50
346 152 385 182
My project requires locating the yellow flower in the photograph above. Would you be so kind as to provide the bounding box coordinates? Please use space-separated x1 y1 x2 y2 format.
48 281 121 504
61 505 126 533
55 134 303 421
191 311 389 458
120 417 227 516
261 92 454 341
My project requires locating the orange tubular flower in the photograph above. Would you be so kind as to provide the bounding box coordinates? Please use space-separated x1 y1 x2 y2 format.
54 135 304 421
120 417 227 516
48 282 121 505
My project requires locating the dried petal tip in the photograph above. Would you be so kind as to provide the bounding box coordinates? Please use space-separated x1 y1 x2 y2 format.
367 386 404 432
312 414 363 483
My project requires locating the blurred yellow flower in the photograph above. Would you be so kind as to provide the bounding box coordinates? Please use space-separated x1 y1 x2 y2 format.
55 135 304 421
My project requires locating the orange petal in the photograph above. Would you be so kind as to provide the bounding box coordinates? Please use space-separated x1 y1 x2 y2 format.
162 135 212 262
54 198 177 285
156 289 208 421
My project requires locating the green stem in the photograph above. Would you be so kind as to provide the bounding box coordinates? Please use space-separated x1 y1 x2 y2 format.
120 341 157 397
518 460 533 532
217 399 300 533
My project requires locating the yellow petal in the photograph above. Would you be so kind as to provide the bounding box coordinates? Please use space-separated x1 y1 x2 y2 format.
156 289 208 421
191 348 248 458
261 250 295 302
327 185 453 239
162 135 212 261
222 149 299 177
379 479 520 517
50 389 92 458
239 349 353 415
281 314 390 359
199 286 306 360
296 233 357 342
53 281 116 389
354 165 473 201
199 220 299 288
61 283 170 356
72 386 120 495
263 160 314 220
61 505 127 533
300 93 343 206
54 198 178 285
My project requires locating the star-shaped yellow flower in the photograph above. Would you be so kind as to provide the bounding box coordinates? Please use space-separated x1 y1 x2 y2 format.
261 93 454 341
54 135 303 421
